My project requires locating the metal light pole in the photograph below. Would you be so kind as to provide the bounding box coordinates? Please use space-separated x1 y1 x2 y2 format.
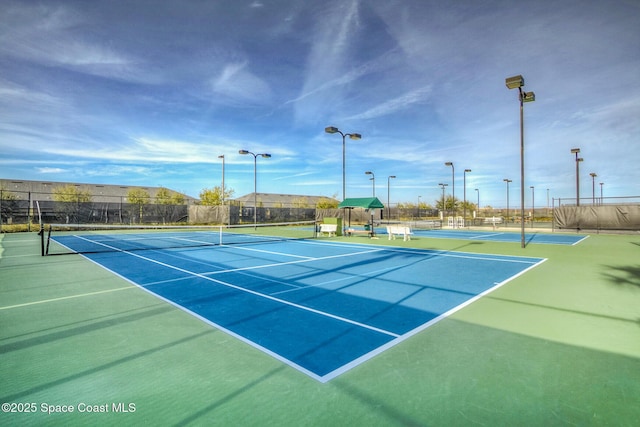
325 127 362 201
504 179 512 223
463 169 471 227
590 173 597 205
445 162 455 226
547 188 550 209
239 150 271 227
475 188 479 219
387 175 396 221
439 183 448 220
571 148 583 206
599 182 604 205
218 155 225 205
506 74 535 248
365 171 375 197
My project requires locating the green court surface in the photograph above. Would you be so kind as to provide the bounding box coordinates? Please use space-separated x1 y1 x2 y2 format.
1 230 639 426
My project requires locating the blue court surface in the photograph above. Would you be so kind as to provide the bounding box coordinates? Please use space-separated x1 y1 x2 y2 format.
396 228 588 245
52 234 545 382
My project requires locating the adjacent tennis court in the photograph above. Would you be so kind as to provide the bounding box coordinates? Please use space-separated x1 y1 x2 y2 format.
49 230 545 382
385 227 587 245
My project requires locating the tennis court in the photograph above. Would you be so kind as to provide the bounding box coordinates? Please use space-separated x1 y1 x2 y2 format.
48 230 544 382
402 228 587 245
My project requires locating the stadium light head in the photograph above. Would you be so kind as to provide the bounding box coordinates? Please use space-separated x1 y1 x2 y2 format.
571 148 580 154
389 175 396 179
325 126 339 134
577 158 584 162
465 169 472 173
365 171 373 175
523 91 536 102
239 150 249 155
505 75 524 89
504 178 512 183
349 133 362 140
445 162 453 166
260 154 271 158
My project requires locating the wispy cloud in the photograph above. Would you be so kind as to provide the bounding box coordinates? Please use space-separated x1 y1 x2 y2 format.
346 85 432 121
36 167 66 174
211 61 273 105
0 3 146 83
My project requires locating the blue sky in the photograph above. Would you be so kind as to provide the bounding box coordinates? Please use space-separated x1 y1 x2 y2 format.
1 0 639 208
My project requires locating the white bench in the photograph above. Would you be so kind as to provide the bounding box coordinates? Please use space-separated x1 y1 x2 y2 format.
346 228 373 237
483 217 503 225
319 223 337 237
386 225 412 241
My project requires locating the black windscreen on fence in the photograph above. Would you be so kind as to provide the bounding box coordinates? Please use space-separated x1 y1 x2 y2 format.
36 201 189 225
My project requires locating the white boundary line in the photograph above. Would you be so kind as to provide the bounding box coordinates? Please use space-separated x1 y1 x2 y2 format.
0 286 135 310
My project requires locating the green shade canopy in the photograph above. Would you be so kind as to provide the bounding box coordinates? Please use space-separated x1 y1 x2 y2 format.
338 197 384 209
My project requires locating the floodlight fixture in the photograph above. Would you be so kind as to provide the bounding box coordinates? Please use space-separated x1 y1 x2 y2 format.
365 171 375 197
463 169 472 227
505 75 524 89
439 183 448 215
571 148 580 154
239 149 271 227
504 179 512 224
590 172 598 204
506 74 536 248
445 162 455 223
325 126 363 202
218 155 225 206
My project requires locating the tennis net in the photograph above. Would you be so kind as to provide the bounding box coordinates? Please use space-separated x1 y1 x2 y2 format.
42 221 317 255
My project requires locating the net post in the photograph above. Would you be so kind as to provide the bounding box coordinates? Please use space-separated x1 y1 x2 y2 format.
40 223 45 256
45 225 52 255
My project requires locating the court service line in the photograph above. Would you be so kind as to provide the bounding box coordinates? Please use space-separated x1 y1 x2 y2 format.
73 235 400 338
205 246 386 275
0 286 135 311
469 232 504 239
222 244 315 259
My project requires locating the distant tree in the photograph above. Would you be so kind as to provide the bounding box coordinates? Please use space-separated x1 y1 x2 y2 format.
0 185 20 224
292 197 309 208
127 188 150 223
316 197 339 209
199 186 234 206
0 186 19 202
435 195 459 211
156 187 185 205
459 201 477 217
155 187 186 224
52 184 92 203
52 185 92 223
